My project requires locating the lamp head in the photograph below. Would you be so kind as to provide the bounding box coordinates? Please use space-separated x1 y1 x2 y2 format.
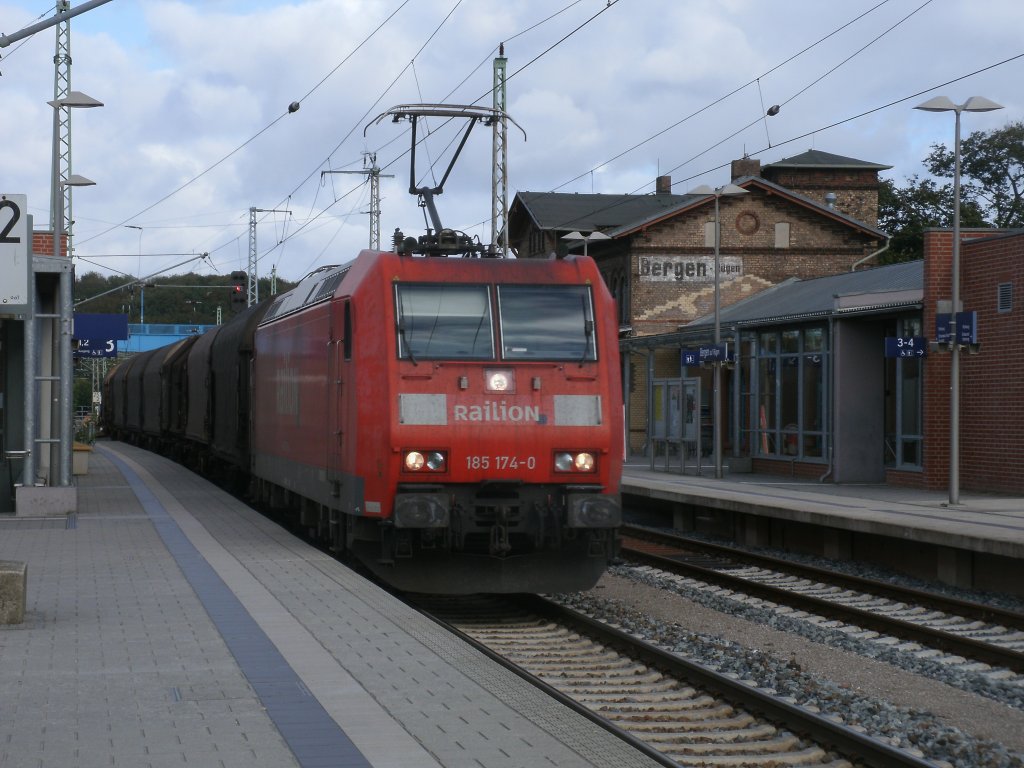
914 95 958 112
720 183 749 197
915 95 1003 113
62 174 96 188
49 90 104 109
962 96 1003 112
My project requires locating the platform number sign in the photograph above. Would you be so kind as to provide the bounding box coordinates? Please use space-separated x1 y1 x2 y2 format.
884 336 927 358
0 194 30 313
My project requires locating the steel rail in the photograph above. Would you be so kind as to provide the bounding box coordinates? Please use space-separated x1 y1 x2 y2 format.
518 594 944 768
416 593 941 768
620 525 1024 673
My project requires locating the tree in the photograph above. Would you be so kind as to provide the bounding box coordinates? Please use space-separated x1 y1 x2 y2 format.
877 121 1023 263
926 120 1024 229
877 176 986 263
73 272 296 325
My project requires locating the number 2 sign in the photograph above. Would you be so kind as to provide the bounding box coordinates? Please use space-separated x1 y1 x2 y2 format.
0 194 30 312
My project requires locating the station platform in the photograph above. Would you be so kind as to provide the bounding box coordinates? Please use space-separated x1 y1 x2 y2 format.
622 460 1024 591
0 442 664 768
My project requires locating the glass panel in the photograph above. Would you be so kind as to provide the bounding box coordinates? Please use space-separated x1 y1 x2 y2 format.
668 383 682 439
902 439 921 465
395 283 493 360
780 357 799 427
802 353 823 433
803 434 823 458
498 285 596 361
758 359 776 455
901 316 923 337
652 384 666 439
760 331 777 353
781 329 800 353
804 326 824 352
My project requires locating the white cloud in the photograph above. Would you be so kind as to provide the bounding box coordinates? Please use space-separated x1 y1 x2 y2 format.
1 0 1021 285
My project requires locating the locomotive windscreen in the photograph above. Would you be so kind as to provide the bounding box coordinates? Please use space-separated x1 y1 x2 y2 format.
498 284 597 361
395 282 598 362
395 283 494 360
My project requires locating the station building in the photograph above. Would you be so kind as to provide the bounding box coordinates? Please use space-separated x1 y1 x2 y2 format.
508 152 1024 494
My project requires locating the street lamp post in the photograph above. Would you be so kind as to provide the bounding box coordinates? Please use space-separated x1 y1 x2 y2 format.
561 230 611 258
690 183 748 479
914 95 1002 505
49 90 102 487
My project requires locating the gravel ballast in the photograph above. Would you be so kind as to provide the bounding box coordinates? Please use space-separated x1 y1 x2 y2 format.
562 567 1024 768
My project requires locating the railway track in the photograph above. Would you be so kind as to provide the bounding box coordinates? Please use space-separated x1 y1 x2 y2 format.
620 524 1024 677
415 593 941 768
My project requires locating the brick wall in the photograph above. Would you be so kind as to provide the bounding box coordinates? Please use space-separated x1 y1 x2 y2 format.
34 232 62 258
921 228 1024 493
628 190 879 334
761 167 881 226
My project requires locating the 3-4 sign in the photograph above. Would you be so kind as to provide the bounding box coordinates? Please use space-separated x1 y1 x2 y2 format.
884 336 927 358
0 194 30 313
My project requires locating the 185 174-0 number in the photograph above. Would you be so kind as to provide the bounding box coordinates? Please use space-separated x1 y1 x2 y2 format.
465 455 536 470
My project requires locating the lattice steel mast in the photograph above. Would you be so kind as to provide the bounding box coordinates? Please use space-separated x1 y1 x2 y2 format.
248 207 290 306
491 44 509 257
50 1 72 238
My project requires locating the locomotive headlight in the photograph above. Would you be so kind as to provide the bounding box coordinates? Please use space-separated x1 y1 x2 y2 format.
403 450 447 472
485 369 515 393
554 451 597 473
574 452 595 472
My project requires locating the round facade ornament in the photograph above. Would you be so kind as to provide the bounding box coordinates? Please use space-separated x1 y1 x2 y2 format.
735 211 760 236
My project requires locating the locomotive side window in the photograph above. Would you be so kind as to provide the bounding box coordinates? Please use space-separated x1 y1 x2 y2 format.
497 285 597 361
395 283 494 360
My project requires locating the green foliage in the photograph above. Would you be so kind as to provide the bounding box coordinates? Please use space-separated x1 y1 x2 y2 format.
73 378 92 412
925 121 1024 229
877 177 986 264
74 272 296 325
878 120 1023 262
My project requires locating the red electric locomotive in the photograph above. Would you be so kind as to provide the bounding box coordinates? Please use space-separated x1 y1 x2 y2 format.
250 244 623 593
103 104 623 594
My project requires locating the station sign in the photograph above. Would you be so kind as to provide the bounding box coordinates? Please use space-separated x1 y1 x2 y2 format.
681 344 731 366
935 311 978 345
73 313 129 359
74 312 129 341
76 338 118 358
0 194 30 313
884 336 927 358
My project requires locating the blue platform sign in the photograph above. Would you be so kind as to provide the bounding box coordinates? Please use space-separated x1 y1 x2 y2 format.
76 338 118 358
681 344 730 366
884 336 927 358
935 312 977 346
955 310 977 344
74 313 129 341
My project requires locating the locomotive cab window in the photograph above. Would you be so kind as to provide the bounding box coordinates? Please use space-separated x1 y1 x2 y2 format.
395 283 494 360
498 285 597 361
